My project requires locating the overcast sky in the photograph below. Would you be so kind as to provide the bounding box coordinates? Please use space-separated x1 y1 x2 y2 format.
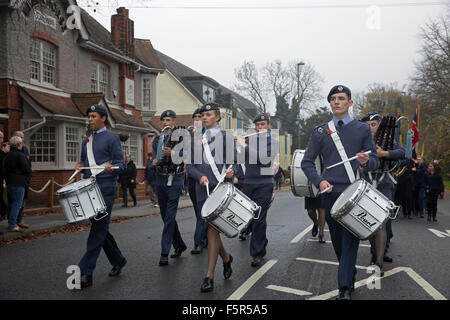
80 0 446 114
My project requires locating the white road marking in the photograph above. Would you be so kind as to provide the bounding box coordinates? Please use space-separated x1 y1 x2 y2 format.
428 228 450 238
227 259 278 300
307 239 371 247
293 258 447 300
290 224 313 243
266 285 312 296
295 257 370 270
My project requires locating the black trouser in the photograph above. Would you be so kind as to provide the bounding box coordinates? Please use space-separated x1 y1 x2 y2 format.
426 193 439 217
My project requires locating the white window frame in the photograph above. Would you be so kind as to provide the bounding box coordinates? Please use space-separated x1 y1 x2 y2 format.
30 38 56 86
91 62 109 97
29 125 57 165
202 84 215 102
120 133 141 166
142 77 151 110
65 126 81 163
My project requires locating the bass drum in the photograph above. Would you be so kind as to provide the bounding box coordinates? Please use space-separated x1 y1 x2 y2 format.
290 149 322 198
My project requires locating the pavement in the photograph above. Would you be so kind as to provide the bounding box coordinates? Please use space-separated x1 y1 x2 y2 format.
1 187 448 243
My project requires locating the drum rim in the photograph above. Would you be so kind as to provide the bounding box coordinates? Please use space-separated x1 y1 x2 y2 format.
290 149 322 198
56 176 97 197
202 182 234 220
331 179 367 219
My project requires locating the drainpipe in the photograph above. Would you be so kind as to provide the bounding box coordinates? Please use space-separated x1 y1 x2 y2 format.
22 117 46 133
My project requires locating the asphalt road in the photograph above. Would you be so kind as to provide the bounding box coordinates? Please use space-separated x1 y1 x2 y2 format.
0 190 449 301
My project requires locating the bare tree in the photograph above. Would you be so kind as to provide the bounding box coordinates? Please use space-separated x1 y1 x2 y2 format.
233 60 268 112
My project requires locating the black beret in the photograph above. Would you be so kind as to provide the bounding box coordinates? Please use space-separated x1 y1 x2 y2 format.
253 113 271 124
86 104 108 117
200 102 221 113
160 109 176 120
327 85 351 102
192 108 202 118
360 111 381 122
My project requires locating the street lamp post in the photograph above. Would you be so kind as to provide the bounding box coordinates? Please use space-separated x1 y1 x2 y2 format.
296 62 305 149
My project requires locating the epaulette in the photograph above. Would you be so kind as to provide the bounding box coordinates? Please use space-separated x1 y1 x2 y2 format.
313 123 328 135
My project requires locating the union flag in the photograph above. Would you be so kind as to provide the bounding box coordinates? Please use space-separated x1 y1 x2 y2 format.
411 105 420 151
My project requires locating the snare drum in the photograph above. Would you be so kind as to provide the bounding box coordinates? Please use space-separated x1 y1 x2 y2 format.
201 183 260 238
331 179 398 240
56 177 107 223
290 149 322 197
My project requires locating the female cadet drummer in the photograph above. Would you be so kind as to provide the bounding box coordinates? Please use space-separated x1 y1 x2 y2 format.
74 104 127 289
186 102 235 293
301 85 378 300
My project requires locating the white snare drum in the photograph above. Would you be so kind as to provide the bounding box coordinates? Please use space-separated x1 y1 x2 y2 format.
290 149 322 197
56 177 107 223
331 179 399 240
201 183 261 238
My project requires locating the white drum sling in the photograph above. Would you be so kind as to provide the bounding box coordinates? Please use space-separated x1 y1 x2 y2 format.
56 177 108 223
330 179 399 240
201 183 261 238
290 149 323 197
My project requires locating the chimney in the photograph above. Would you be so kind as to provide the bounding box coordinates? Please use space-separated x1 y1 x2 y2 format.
111 7 135 106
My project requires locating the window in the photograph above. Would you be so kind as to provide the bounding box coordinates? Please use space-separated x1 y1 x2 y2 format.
91 62 109 96
202 84 215 102
30 38 56 85
30 126 56 163
120 134 139 163
66 127 80 162
142 78 151 109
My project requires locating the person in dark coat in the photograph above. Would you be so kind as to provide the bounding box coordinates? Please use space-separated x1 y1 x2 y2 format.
119 154 137 207
0 130 8 220
144 152 158 207
425 162 444 222
13 131 31 229
412 155 427 218
4 136 31 232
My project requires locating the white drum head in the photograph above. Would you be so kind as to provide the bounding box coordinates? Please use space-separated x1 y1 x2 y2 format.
331 179 365 213
201 183 232 218
56 178 94 194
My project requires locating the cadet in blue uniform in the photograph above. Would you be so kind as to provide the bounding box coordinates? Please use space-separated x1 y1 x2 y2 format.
186 102 234 293
188 108 208 254
75 104 127 289
236 113 278 267
152 110 187 266
301 85 378 300
360 111 405 274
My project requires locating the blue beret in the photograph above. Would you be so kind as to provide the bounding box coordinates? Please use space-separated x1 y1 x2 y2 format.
160 109 176 120
360 111 381 122
327 85 351 102
200 102 221 113
86 104 108 117
192 108 202 118
253 113 271 124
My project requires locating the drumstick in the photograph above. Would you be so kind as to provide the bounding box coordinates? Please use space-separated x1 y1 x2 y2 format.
206 183 210 197
213 165 234 193
239 130 268 138
319 185 333 194
68 166 120 181
325 151 372 170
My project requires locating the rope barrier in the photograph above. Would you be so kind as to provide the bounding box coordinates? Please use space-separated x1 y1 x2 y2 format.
28 179 52 193
54 178 76 187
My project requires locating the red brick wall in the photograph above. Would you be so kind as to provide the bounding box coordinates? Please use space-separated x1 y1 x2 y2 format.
0 79 21 138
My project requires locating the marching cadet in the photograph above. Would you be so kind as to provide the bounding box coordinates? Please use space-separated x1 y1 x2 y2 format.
75 104 127 288
186 102 234 293
360 111 405 275
152 110 187 266
188 108 208 254
301 85 378 300
236 113 278 267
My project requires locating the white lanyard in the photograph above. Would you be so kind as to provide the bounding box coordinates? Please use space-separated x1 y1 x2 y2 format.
327 120 355 183
202 133 225 182
86 133 111 176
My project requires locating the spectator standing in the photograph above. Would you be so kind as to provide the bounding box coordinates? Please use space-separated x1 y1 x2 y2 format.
412 156 427 218
0 130 9 220
13 131 31 228
425 162 444 222
119 154 137 207
144 152 158 207
4 136 31 232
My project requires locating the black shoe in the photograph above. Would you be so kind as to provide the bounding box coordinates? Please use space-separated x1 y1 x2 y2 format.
200 277 214 292
251 256 262 267
336 287 351 300
433 217 437 222
376 263 384 277
80 274 93 288
312 224 318 237
159 255 168 266
133 201 137 207
109 258 127 277
170 245 187 258
239 234 247 241
318 235 325 243
190 245 202 255
408 216 412 220
223 254 233 279
383 255 393 263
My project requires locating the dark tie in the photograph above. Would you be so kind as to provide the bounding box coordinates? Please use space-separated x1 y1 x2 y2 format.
338 120 344 127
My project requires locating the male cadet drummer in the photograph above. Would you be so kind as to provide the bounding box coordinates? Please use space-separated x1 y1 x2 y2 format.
74 104 127 289
301 85 378 300
236 113 278 267
152 110 187 266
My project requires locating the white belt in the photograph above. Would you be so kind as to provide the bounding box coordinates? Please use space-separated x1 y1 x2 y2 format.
327 120 355 183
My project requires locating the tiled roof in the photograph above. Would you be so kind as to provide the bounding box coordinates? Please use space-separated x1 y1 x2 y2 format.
109 108 149 129
134 39 165 71
21 88 83 117
71 92 104 115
